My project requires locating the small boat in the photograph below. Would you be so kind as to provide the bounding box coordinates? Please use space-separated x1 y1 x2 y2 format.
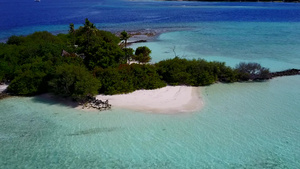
34 0 40 2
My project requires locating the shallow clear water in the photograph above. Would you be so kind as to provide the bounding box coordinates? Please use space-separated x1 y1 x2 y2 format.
1 0 300 168
131 22 300 71
1 76 299 168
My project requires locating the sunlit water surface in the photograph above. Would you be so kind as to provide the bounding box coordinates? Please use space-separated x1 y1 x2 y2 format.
1 76 299 168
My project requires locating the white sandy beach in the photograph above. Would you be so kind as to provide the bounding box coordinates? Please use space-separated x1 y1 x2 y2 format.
0 85 8 93
96 86 203 113
2 84 203 114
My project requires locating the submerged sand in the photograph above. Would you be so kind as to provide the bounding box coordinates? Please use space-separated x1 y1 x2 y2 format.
96 86 203 113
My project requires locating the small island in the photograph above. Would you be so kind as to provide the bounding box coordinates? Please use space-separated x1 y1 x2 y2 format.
0 19 299 113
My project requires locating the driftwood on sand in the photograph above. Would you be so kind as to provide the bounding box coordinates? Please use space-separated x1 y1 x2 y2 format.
79 95 111 111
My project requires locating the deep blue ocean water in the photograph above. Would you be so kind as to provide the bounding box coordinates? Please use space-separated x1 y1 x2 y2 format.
1 0 300 39
1 0 300 168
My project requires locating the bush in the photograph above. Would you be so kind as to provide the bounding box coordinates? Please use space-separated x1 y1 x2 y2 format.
156 57 239 86
236 62 270 80
7 59 52 95
49 64 101 100
96 64 166 95
8 70 47 95
133 46 152 64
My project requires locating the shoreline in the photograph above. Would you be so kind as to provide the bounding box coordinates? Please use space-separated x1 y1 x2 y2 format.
96 86 204 114
24 86 204 114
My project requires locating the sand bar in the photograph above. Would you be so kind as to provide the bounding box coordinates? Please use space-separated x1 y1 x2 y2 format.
96 86 203 113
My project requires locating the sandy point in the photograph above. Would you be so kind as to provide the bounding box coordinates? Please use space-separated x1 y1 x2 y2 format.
96 86 204 114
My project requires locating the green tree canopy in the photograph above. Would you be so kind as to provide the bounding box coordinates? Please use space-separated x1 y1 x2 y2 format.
49 64 101 100
7 58 52 95
122 48 134 64
95 64 166 95
72 20 126 69
156 57 238 86
133 46 152 64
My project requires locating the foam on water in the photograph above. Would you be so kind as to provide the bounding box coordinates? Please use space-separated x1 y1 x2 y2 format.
0 76 299 168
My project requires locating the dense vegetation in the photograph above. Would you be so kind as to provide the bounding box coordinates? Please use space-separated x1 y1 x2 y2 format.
94 64 166 95
155 57 270 86
0 19 270 100
0 19 165 99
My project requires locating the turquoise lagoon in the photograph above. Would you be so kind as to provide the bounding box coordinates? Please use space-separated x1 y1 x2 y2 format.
1 0 300 168
1 76 299 168
131 22 300 71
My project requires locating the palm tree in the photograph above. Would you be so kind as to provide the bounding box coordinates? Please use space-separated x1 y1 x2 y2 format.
69 23 75 46
84 18 96 45
69 23 75 34
120 30 130 48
